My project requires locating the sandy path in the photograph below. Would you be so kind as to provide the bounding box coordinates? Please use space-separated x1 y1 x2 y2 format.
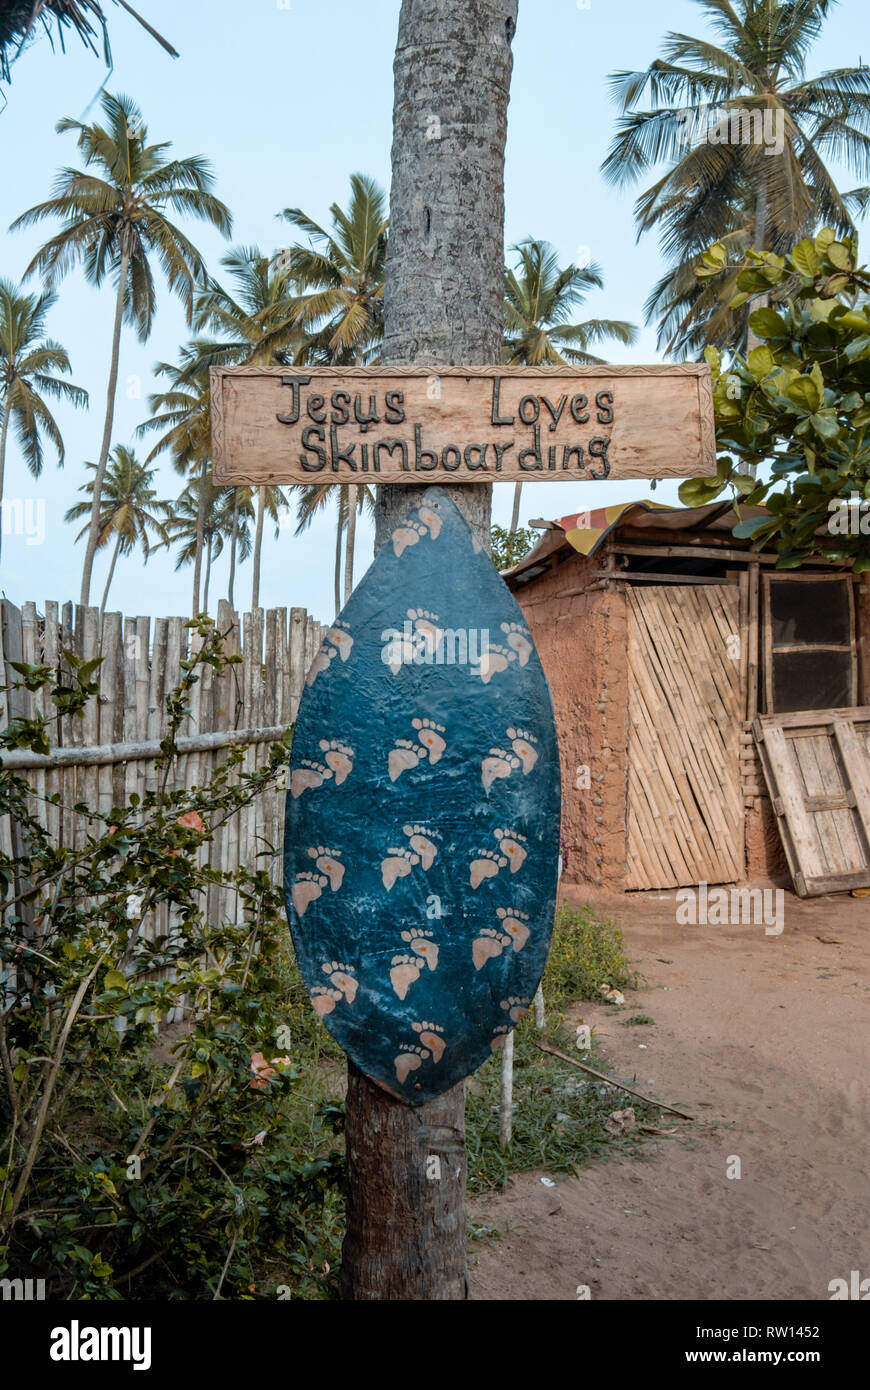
469 886 870 1301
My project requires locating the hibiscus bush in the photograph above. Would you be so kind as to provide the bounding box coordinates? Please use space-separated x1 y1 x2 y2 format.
0 618 343 1300
681 227 870 570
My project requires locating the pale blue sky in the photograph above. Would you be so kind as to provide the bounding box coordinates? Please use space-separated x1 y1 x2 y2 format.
1 0 867 621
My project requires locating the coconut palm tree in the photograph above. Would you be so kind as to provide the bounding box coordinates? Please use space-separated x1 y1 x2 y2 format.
11 91 231 605
278 174 388 591
293 481 376 615
164 471 232 617
64 444 168 616
186 244 299 608
503 238 638 531
601 0 870 355
0 278 87 566
0 1 177 85
225 484 254 609
137 350 212 615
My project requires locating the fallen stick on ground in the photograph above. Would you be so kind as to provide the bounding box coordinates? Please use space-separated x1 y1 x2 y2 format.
536 1042 697 1121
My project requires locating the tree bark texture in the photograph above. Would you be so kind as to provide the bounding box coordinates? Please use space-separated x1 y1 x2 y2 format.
80 247 129 608
341 0 518 1301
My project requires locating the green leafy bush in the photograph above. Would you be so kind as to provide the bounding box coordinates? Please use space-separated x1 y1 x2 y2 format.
491 524 536 571
0 619 343 1300
543 905 637 1009
682 228 870 570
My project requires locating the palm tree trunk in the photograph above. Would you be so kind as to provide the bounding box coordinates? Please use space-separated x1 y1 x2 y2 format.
334 500 344 616
99 529 123 620
740 169 770 477
509 480 522 532
203 533 213 614
80 247 130 607
191 456 208 618
227 491 239 607
342 0 517 1302
746 167 769 352
252 485 265 610
0 403 9 570
342 353 366 606
343 488 357 605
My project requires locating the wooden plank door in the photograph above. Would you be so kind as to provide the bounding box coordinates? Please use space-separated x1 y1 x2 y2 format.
626 584 743 889
752 707 870 896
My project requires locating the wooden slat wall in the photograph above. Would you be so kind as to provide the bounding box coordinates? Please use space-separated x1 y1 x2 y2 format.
0 600 324 1007
626 584 744 890
752 706 870 897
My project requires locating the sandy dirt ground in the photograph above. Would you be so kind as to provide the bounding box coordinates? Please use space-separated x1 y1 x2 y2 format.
469 885 869 1301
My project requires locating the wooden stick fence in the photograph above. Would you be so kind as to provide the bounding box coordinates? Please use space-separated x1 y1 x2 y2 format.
2 597 551 1130
0 599 327 1018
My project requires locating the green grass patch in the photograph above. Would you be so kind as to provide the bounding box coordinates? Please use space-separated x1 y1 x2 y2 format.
542 904 638 1010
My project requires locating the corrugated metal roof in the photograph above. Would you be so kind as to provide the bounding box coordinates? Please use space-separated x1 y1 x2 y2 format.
504 499 773 581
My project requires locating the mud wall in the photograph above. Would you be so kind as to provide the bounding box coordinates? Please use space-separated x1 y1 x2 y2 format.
515 551 629 889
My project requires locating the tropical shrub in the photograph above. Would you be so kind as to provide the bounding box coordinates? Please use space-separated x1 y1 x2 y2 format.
0 619 342 1300
682 228 870 570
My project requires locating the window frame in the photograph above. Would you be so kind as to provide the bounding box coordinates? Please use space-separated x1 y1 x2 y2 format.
761 572 857 715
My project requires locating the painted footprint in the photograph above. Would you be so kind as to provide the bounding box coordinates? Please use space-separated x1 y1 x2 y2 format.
481 747 521 790
403 823 439 870
400 929 439 970
292 871 327 916
307 846 345 890
478 642 514 684
394 1043 429 1084
408 607 444 653
305 645 334 687
500 994 531 1022
497 906 531 952
391 518 428 558
389 953 422 999
507 728 538 774
412 1020 445 1062
494 827 528 874
321 960 357 1002
383 626 417 674
490 1024 512 1051
416 504 443 539
290 759 332 799
318 738 354 785
501 621 533 667
388 738 426 782
310 985 342 1018
325 619 353 662
472 927 512 970
381 846 420 891
411 717 446 764
469 847 507 889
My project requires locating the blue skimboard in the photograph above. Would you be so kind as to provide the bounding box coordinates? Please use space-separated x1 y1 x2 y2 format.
283 486 561 1102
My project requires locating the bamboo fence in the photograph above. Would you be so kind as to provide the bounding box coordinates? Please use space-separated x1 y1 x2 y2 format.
0 598 326 1019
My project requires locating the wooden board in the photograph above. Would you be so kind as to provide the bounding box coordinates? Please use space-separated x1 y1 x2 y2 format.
210 364 716 486
752 707 870 897
626 584 743 890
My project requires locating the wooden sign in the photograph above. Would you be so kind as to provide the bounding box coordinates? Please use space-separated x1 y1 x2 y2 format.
210 364 716 486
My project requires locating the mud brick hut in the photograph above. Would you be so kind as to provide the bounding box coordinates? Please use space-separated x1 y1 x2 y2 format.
505 501 870 898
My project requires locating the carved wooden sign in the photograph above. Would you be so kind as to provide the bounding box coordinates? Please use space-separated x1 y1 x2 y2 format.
210 364 716 486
